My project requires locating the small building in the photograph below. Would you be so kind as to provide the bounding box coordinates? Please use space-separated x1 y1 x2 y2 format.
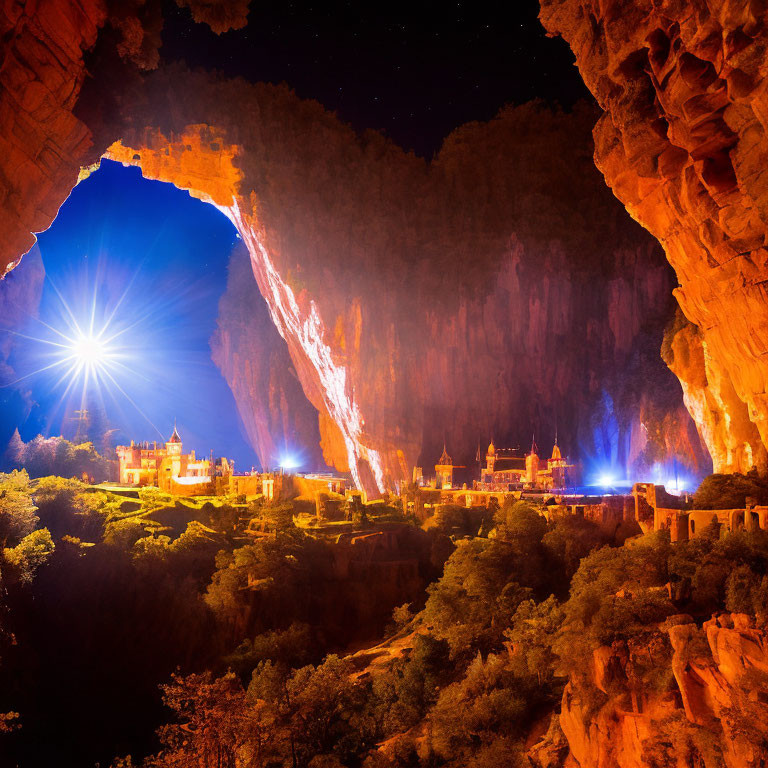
116 425 231 495
435 446 454 489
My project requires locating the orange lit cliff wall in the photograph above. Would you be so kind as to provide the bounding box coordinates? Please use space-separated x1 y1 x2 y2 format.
528 613 768 768
0 0 106 274
0 0 249 277
101 74 708 490
210 243 330 472
0 2 709 492
539 0 768 474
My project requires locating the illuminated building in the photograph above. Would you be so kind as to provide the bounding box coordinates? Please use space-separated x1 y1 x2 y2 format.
435 446 454 489
548 442 568 488
116 425 231 493
479 439 571 490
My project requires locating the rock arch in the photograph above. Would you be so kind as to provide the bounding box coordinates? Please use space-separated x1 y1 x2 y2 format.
101 122 387 493
1 3 713 495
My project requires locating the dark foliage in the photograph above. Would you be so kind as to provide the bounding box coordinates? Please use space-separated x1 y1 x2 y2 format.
693 469 768 509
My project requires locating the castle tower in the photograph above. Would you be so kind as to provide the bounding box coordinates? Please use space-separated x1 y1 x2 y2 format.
548 440 568 488
485 440 496 477
158 423 184 491
166 423 182 456
525 438 540 485
435 445 454 489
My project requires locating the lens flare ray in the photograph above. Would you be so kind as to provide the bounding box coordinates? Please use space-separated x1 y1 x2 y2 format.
2 264 171 442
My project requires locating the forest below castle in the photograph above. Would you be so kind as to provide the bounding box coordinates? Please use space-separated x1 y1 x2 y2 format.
2 466 768 767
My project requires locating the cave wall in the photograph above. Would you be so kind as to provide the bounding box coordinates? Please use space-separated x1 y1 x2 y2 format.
0 0 106 274
0 1 711 493
529 613 768 768
102 77 710 492
539 0 768 474
210 243 329 472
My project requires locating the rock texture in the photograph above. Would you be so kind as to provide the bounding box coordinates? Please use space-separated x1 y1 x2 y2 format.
0 0 106 274
664 310 765 473
101 73 707 491
0 0 250 277
537 613 768 768
539 0 768 474
210 243 330 471
0 2 710 493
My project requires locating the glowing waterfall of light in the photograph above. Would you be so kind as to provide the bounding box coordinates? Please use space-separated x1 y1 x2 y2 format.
217 201 385 493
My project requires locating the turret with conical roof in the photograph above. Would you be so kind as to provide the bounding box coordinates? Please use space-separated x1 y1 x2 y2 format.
166 422 183 456
548 438 568 488
435 444 453 489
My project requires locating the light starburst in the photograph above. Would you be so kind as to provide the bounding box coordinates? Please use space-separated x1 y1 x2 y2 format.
3 259 165 441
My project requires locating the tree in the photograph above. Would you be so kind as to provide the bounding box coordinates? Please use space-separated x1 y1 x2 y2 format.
3 428 24 469
149 671 272 768
205 532 331 639
33 476 116 541
3 527 54 583
422 538 533 657
429 653 534 764
505 596 564 685
553 533 676 674
0 469 38 548
367 633 451 735
694 470 768 510
226 623 318 677
103 516 146 550
726 564 768 616
494 500 547 546
247 655 369 768
542 515 612 591
17 435 111 481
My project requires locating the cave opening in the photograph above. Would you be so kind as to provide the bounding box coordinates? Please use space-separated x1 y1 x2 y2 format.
0 158 324 475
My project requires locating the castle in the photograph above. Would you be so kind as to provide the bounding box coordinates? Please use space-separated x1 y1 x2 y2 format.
116 425 231 494
426 438 571 491
480 439 569 490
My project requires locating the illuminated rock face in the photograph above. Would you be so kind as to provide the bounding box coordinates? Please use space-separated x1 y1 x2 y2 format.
664 312 765 473
0 5 710 493
0 0 106 275
537 614 768 768
210 243 329 472
539 0 768 473
108 85 709 492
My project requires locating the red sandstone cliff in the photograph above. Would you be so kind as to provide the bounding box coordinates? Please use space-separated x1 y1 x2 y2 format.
531 612 768 768
539 0 768 475
0 0 106 274
210 243 330 472
0 2 710 493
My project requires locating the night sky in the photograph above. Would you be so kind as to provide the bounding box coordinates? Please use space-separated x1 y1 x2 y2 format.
160 0 591 157
1 1 592 471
